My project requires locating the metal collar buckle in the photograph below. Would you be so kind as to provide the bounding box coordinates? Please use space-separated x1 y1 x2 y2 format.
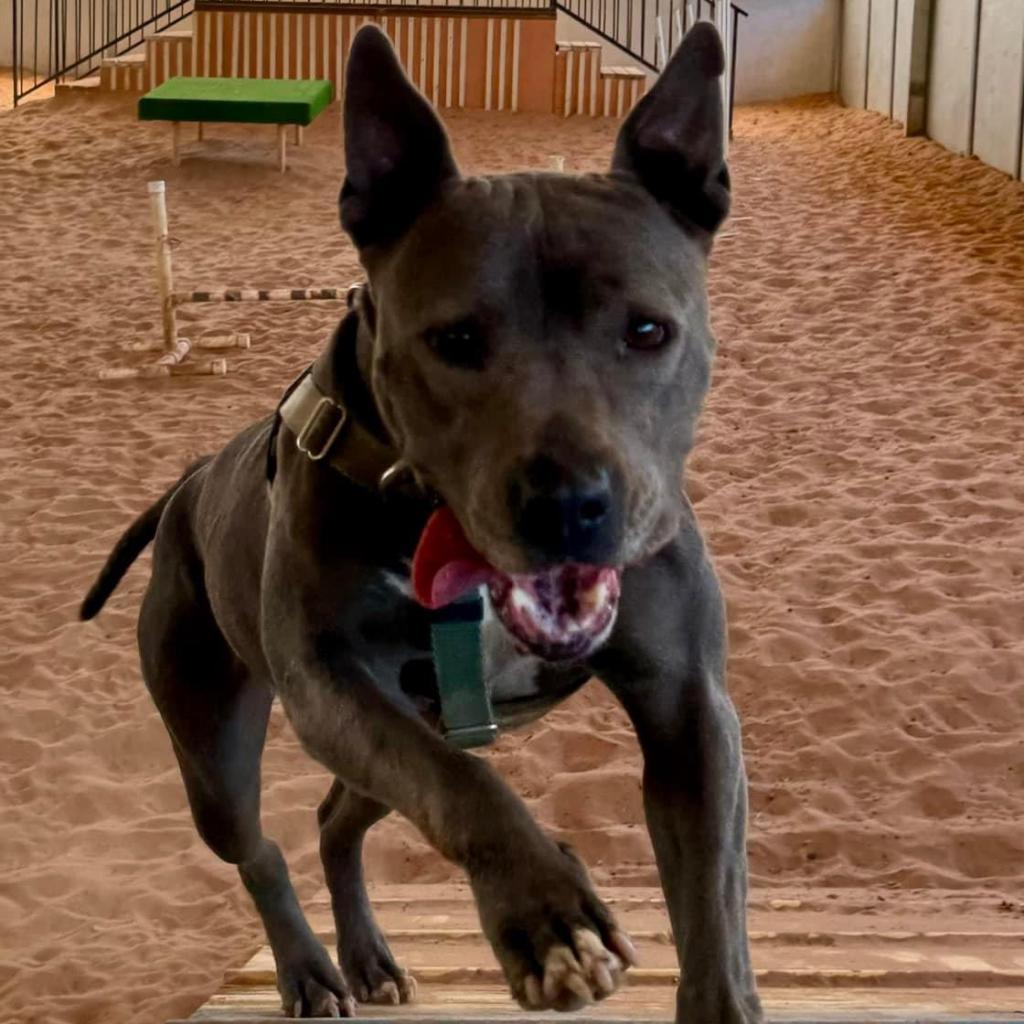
295 396 347 461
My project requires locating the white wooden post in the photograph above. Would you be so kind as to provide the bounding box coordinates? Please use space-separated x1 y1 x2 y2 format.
148 181 186 361
99 183 245 378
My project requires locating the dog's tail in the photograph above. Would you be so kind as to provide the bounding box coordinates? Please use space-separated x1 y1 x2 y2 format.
79 457 212 621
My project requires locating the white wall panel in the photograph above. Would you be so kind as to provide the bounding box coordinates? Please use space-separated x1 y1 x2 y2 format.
841 0 870 107
731 0 840 104
972 0 1024 177
891 0 918 124
867 0 898 116
927 0 981 155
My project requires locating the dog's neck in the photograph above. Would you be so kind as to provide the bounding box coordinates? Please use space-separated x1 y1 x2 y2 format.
355 311 375 403
312 302 392 451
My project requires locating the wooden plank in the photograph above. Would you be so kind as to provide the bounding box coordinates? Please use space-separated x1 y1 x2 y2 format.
239 931 1024 975
228 960 1024 991
175 982 1024 1022
176 886 1024 1023
308 924 1024 947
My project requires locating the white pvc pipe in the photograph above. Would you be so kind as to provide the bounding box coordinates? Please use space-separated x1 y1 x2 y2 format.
148 181 179 356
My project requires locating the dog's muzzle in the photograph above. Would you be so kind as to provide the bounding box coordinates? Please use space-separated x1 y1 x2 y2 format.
412 506 621 662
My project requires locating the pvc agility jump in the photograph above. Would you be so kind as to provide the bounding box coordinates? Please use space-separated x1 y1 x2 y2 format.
100 181 346 380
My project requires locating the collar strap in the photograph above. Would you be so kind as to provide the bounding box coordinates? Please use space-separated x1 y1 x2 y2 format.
279 371 399 490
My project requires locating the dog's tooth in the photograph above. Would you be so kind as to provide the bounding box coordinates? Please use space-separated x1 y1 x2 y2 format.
580 580 607 615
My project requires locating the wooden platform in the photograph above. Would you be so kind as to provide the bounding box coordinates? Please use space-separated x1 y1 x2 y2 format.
172 886 1024 1022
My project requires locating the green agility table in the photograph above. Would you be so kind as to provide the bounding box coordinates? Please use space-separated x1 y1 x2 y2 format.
138 77 333 172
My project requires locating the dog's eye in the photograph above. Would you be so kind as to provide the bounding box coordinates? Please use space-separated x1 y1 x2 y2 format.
624 317 670 352
424 321 486 370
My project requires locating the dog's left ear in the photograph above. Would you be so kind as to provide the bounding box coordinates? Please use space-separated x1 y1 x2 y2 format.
611 22 730 239
340 25 459 249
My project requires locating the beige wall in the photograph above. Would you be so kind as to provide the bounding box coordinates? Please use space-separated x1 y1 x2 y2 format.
557 0 841 104
866 0 897 116
973 0 1024 176
841 0 1024 180
927 0 981 155
732 0 840 103
1 6 13 67
840 0 869 107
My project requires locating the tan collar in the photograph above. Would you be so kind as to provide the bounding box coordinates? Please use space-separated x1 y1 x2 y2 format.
278 370 400 490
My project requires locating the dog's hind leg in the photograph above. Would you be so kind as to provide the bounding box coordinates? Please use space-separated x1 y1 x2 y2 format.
139 559 353 1019
318 781 416 1005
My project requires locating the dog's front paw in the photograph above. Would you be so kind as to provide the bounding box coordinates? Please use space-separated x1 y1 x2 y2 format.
472 842 637 1011
276 942 356 1018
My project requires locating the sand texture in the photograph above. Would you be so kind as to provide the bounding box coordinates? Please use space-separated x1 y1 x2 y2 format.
0 94 1022 1024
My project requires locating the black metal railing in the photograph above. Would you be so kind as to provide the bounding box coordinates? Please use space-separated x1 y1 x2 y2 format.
11 0 193 104
7 0 554 104
554 0 747 134
554 0 748 73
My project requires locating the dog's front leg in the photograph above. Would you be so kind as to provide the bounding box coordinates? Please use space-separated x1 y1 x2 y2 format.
593 538 763 1024
268 638 635 1012
636 681 760 1024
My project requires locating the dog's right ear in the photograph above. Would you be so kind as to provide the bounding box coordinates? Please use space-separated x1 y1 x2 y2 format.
611 22 730 239
340 25 459 250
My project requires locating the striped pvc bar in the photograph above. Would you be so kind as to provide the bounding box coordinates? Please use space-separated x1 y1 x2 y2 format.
175 287 346 304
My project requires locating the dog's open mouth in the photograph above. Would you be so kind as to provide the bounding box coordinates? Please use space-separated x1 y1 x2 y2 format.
412 507 620 661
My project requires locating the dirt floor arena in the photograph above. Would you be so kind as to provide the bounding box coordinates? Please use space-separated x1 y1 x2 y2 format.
1 93 1022 1024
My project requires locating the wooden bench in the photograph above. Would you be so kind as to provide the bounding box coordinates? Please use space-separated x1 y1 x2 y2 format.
138 76 333 172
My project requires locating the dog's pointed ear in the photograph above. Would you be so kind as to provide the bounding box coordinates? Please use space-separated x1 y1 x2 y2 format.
611 22 730 238
340 25 459 249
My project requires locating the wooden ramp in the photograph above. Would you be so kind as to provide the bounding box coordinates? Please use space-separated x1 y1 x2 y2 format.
173 886 1024 1023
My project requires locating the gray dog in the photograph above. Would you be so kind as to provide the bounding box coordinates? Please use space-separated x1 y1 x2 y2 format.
82 22 761 1024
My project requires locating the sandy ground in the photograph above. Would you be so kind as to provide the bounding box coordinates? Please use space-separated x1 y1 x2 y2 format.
0 93 1022 1024
0 68 55 110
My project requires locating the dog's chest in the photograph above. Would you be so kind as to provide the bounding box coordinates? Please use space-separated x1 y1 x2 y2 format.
383 570 546 704
481 592 545 703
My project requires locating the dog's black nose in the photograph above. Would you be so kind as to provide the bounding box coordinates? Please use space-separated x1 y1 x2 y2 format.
509 455 620 565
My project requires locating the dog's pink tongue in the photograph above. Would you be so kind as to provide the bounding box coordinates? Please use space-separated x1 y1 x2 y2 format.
412 507 495 609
